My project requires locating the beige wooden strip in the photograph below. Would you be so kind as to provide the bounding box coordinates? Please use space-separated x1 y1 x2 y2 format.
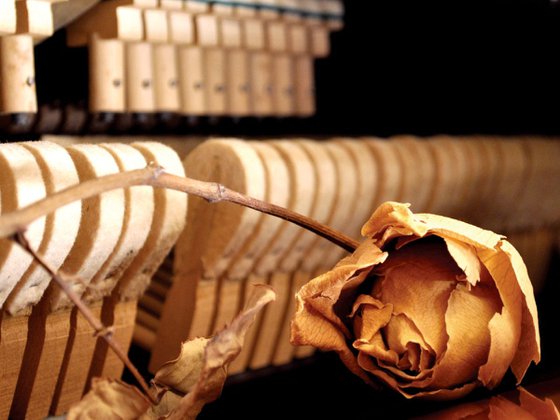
451 138 489 226
229 141 292 374
51 302 103 415
274 139 339 365
204 48 227 115
10 305 71 419
142 7 168 42
250 52 274 116
225 49 250 116
168 10 194 44
89 36 125 113
250 140 317 369
0 144 46 307
336 138 379 240
365 137 403 206
293 55 314 116
391 136 436 213
150 139 263 371
0 0 16 35
83 143 155 389
0 35 37 113
272 54 295 116
5 141 81 316
125 42 155 113
490 139 530 231
153 44 180 112
178 46 205 115
15 0 54 38
319 141 357 269
425 136 468 219
44 144 125 311
0 314 28 418
66 0 144 46
116 141 186 301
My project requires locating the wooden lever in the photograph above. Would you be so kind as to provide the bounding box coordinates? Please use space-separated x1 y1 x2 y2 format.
0 0 17 34
89 35 126 113
149 139 265 371
0 35 37 114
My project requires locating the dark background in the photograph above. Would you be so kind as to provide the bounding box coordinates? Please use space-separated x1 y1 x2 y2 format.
26 0 560 138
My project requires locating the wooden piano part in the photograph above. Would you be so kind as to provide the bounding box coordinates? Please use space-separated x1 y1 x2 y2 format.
391 136 436 213
75 143 153 399
0 34 37 114
148 139 265 371
249 140 318 369
228 141 292 374
89 35 125 113
33 144 125 416
271 139 338 365
1 0 17 35
365 137 405 205
111 142 186 377
0 143 47 418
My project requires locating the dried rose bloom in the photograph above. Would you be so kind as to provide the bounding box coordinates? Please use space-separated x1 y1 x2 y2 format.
291 202 540 400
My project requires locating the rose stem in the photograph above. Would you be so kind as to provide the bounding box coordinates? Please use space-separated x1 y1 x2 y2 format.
12 232 157 404
0 164 360 252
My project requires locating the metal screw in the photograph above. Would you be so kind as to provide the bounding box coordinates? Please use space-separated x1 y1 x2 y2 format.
240 84 250 93
169 79 178 88
142 79 151 88
113 79 122 88
25 76 35 87
194 81 203 90
215 84 225 93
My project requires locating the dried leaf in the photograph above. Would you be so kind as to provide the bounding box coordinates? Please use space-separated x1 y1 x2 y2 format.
154 337 210 394
155 284 276 419
67 378 151 420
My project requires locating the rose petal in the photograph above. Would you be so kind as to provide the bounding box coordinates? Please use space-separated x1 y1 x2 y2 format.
416 212 503 251
428 282 501 390
477 244 526 387
361 202 429 247
500 241 541 382
372 238 459 356
518 387 560 419
443 237 482 286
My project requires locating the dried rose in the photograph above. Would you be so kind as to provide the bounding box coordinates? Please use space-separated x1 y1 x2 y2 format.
291 202 540 400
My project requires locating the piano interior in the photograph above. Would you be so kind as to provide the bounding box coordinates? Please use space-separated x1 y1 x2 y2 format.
1 1 560 418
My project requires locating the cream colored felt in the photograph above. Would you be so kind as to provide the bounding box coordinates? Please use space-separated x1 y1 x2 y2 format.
182 139 266 340
115 141 186 301
489 139 529 231
366 137 404 206
319 141 358 269
210 142 291 343
274 139 339 365
391 136 436 213
452 138 490 226
0 143 46 419
5 141 81 316
44 144 125 415
81 143 154 398
84 143 154 302
426 136 470 219
250 140 317 369
43 144 125 311
0 143 46 308
517 138 560 230
150 139 263 371
229 141 292 374
336 138 379 240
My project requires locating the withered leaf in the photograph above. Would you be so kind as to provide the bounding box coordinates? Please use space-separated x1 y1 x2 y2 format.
155 284 276 419
67 378 151 419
